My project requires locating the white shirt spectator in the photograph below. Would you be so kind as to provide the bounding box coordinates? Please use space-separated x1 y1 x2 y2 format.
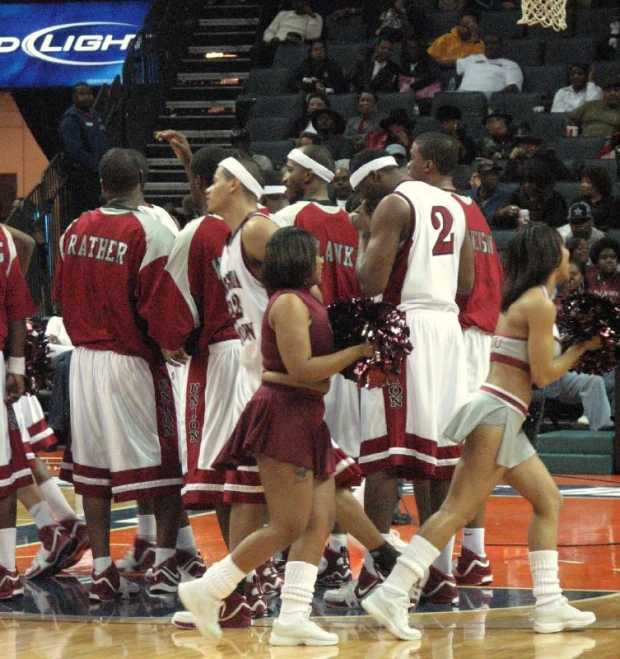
556 224 606 249
45 316 73 356
456 55 523 95
551 82 604 113
263 10 323 42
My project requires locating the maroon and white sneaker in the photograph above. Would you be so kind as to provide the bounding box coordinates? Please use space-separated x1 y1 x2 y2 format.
117 536 155 573
317 546 353 587
0 566 24 600
245 573 267 618
146 555 181 595
256 558 283 599
25 524 75 579
323 565 383 609
421 566 459 606
89 564 140 601
452 548 493 586
59 518 89 569
176 549 206 582
273 548 289 577
171 592 252 630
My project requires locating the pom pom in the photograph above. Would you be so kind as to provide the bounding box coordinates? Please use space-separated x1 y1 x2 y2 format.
24 321 52 395
328 298 413 389
556 290 620 375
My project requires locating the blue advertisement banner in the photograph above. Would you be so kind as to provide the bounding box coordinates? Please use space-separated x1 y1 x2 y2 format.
0 2 152 88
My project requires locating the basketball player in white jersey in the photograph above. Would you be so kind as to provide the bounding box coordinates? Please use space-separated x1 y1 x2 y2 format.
349 148 475 609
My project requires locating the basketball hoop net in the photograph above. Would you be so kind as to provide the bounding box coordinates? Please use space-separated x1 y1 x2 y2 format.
517 0 567 32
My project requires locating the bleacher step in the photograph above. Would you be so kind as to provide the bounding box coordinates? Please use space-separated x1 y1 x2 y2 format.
536 431 615 455
539 454 614 475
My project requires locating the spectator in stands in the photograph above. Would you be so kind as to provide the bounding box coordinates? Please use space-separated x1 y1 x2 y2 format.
350 38 401 93
557 201 606 250
344 90 383 151
476 110 516 160
262 169 289 214
365 107 415 151
574 165 620 232
503 127 575 182
290 92 329 137
456 34 522 97
375 0 411 42
568 75 620 138
296 130 323 147
566 235 596 279
399 35 442 116
464 158 511 225
427 12 484 69
230 127 273 173
435 104 477 164
496 159 568 228
181 194 199 224
551 64 604 114
332 165 353 208
587 236 620 302
45 315 73 443
290 40 347 95
310 107 354 161
59 82 112 221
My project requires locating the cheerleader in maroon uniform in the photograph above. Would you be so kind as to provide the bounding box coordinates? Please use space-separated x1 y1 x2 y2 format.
179 227 373 646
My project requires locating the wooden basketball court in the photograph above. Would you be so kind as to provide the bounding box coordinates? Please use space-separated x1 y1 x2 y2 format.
4 473 620 658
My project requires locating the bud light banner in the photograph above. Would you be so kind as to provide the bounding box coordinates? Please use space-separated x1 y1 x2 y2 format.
0 2 152 88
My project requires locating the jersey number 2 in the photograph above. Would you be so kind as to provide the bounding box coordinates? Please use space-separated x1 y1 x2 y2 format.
431 206 454 256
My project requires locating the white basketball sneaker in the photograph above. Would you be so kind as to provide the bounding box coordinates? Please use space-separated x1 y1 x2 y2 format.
270 608 339 646
532 597 596 634
362 584 422 641
177 579 222 641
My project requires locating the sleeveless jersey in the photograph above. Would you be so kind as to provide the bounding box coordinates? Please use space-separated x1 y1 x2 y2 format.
452 194 503 334
148 215 237 354
287 200 362 306
54 206 175 362
382 181 466 313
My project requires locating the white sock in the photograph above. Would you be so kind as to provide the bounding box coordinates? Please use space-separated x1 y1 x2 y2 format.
137 514 156 543
432 535 455 574
384 535 440 595
155 547 176 565
0 528 16 571
202 554 246 600
279 561 317 623
30 501 58 530
529 550 562 611
38 479 79 522
462 528 486 556
329 533 347 553
94 556 112 574
176 525 198 554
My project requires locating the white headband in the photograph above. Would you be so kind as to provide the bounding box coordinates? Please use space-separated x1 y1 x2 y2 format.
287 148 334 183
219 157 264 200
349 156 398 190
263 185 286 195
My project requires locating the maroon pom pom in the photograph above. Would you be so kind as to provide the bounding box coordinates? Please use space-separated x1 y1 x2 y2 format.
557 291 620 375
328 298 413 388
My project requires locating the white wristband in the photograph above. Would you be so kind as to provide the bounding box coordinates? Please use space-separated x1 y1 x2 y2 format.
7 356 25 376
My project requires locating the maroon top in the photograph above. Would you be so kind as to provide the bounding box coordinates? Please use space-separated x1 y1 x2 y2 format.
262 288 334 373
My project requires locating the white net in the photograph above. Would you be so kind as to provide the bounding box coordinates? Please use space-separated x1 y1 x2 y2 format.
517 0 568 32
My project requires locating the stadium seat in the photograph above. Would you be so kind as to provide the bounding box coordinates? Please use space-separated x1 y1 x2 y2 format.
244 68 292 96
553 137 607 162
330 93 359 118
545 38 596 66
431 91 488 117
576 159 619 182
574 7 619 40
489 92 544 123
424 12 460 41
324 14 365 43
608 229 620 243
461 115 485 140
503 39 544 67
593 61 620 84
554 181 583 206
479 10 525 40
412 116 442 136
273 42 307 70
522 65 567 96
491 230 517 251
247 117 293 142
326 42 369 78
379 92 417 115
530 112 569 139
251 139 296 167
251 94 302 119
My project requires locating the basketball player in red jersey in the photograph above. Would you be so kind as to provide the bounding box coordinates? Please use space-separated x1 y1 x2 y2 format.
350 147 475 611
408 134 504 591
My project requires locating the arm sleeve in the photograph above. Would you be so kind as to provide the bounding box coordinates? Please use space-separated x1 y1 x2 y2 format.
58 115 98 171
427 35 447 61
505 62 523 90
2 230 35 322
263 13 281 41
585 82 604 102
307 14 323 41
551 89 567 113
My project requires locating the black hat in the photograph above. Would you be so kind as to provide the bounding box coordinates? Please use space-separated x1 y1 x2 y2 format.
434 105 462 121
310 108 346 135
513 127 543 144
567 201 593 223
484 109 512 124
476 158 501 173
379 108 415 132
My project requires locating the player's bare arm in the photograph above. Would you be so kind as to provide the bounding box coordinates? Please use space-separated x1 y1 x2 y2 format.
5 318 26 403
2 225 35 275
356 194 409 297
457 229 475 295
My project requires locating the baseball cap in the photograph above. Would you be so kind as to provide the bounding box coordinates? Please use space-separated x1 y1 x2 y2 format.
567 201 592 223
476 158 501 173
